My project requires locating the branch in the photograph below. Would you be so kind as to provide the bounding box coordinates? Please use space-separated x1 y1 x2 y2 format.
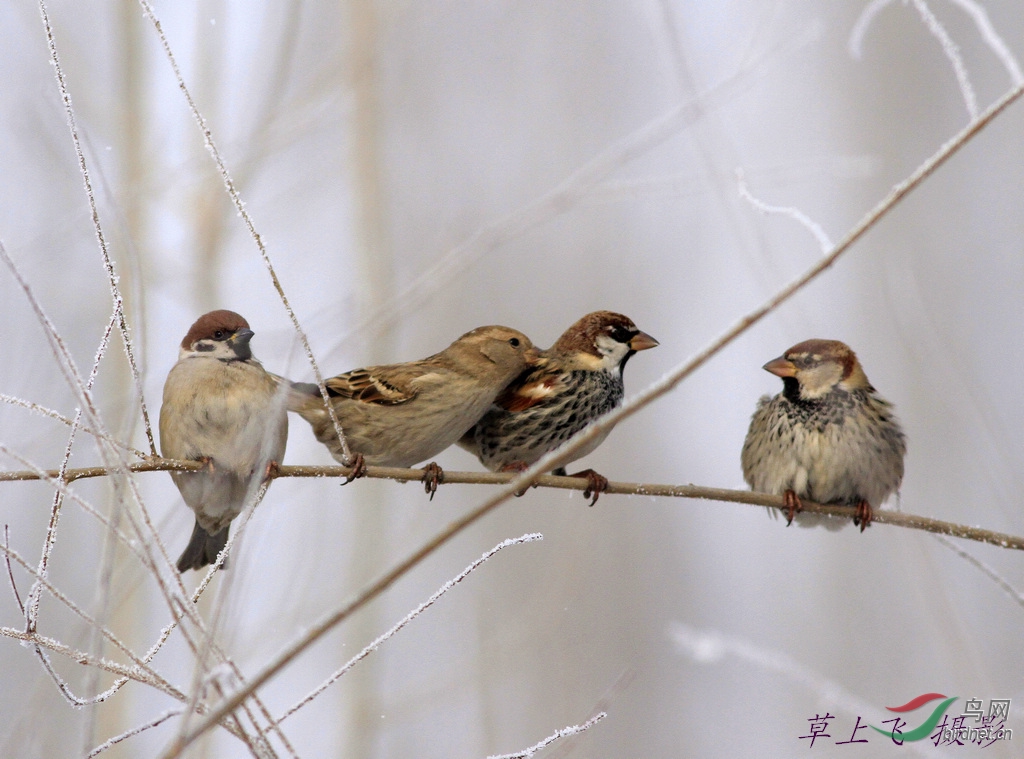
3 459 1021 551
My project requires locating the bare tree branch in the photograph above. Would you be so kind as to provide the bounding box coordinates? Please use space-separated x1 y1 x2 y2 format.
1 458 1018 550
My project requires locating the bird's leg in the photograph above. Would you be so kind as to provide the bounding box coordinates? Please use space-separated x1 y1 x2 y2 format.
421 462 444 500
853 499 873 532
499 461 535 497
560 468 608 507
342 453 367 484
199 456 215 474
783 489 803 525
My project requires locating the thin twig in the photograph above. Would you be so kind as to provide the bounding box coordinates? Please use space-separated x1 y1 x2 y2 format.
4 525 25 614
0 394 146 458
487 712 607 759
947 0 1024 85
910 0 978 119
0 540 183 700
86 709 184 758
934 535 1024 611
274 533 543 726
736 168 834 252
0 626 181 701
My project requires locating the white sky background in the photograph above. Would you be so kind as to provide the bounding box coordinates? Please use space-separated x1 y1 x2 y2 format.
0 1 1023 757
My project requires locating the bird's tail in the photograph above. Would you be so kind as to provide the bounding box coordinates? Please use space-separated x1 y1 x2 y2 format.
176 521 229 572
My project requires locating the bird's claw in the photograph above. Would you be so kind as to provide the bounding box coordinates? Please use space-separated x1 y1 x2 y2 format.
421 462 444 500
499 461 534 497
853 499 872 532
567 468 608 506
342 453 367 484
783 489 803 526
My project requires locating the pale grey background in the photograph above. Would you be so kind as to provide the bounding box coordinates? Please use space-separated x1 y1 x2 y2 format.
0 1 1022 757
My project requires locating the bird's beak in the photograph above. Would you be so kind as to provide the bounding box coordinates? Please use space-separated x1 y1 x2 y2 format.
228 328 255 360
763 356 796 378
230 328 255 346
629 331 659 351
524 346 542 365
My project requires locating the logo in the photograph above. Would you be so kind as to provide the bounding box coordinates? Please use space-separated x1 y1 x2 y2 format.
799 693 1012 748
871 693 958 743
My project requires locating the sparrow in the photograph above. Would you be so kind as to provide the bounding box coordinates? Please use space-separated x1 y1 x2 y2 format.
459 311 658 504
741 339 906 531
160 310 288 572
288 325 539 495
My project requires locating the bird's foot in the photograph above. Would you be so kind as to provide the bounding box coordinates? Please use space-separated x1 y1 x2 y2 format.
783 489 803 526
421 462 444 500
342 453 367 484
564 468 609 506
853 499 873 532
499 461 534 497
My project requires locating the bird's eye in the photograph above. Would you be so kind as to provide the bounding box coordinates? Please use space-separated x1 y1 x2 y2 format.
508 337 520 347
213 329 225 340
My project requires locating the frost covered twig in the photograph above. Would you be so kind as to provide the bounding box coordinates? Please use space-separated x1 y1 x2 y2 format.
851 0 1024 93
908 0 978 118
86 709 184 758
486 712 607 759
0 539 182 699
934 535 1024 610
736 169 834 252
0 395 146 458
275 533 543 725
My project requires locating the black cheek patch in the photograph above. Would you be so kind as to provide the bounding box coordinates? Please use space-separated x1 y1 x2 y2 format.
781 376 802 404
609 325 633 343
194 342 215 352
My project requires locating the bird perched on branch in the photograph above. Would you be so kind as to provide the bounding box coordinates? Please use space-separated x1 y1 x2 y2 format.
741 339 905 531
160 310 288 572
459 311 658 504
288 325 539 496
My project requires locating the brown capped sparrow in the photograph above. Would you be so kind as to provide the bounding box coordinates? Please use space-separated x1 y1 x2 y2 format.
741 339 906 531
459 311 658 504
160 310 288 572
289 325 539 496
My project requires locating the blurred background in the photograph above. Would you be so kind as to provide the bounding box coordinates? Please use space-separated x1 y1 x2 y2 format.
0 1 1023 756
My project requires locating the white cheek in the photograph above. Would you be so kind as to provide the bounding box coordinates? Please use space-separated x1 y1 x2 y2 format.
593 335 629 371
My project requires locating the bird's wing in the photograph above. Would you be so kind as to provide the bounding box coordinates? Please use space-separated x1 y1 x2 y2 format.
324 367 417 405
494 362 566 412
